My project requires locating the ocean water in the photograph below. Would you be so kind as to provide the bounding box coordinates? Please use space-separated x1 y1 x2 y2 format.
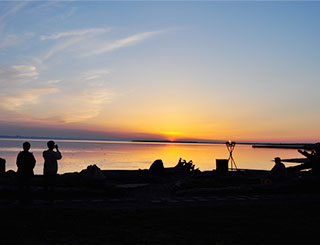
0 138 303 174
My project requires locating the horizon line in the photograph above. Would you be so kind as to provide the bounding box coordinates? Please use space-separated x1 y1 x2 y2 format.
0 135 316 146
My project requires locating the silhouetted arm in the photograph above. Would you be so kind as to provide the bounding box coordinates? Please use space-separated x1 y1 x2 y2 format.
55 150 62 160
55 145 62 160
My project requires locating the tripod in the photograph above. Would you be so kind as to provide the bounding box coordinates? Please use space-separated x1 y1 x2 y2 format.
226 141 237 171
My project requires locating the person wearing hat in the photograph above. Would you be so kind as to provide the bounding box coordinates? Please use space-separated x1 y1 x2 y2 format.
270 157 287 182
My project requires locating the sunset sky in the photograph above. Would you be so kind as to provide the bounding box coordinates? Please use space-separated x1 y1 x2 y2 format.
0 1 319 143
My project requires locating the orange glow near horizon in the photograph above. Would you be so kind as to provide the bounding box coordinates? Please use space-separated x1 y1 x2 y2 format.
5 108 319 143
3 76 319 143
163 131 183 142
62 119 320 143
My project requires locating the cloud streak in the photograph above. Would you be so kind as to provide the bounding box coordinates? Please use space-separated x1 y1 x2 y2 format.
8 65 39 78
0 1 29 33
40 27 111 61
83 30 166 56
0 32 34 50
0 81 114 124
42 36 84 61
0 1 28 25
0 88 59 112
40 27 110 41
55 89 114 123
80 69 110 81
0 65 39 90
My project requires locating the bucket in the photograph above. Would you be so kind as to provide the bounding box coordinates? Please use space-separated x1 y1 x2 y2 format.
216 159 228 174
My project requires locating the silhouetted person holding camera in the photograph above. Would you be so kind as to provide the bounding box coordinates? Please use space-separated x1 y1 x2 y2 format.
16 142 36 203
43 140 62 200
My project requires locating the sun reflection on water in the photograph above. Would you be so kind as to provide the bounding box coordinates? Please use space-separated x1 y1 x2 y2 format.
0 138 303 174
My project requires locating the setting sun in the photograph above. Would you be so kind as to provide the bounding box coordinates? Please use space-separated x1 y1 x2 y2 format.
163 132 183 142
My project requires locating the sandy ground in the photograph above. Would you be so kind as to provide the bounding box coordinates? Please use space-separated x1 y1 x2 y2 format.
1 170 320 244
2 200 320 244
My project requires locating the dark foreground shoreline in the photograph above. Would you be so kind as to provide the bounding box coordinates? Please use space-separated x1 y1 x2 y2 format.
2 202 320 245
1 169 320 244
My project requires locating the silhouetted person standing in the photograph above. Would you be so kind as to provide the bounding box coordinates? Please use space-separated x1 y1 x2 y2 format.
43 140 62 200
16 142 36 203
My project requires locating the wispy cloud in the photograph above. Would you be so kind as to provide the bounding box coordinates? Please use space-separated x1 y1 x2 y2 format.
83 29 166 56
58 6 77 20
47 79 63 85
81 69 111 81
0 65 39 89
0 88 58 112
0 1 27 22
0 87 114 124
40 27 111 61
41 27 110 41
0 64 114 123
54 89 114 123
0 1 28 32
42 36 84 61
39 28 167 62
0 32 34 50
8 65 39 78
0 65 39 80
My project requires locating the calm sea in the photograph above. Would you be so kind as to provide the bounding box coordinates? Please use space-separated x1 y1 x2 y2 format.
0 138 303 174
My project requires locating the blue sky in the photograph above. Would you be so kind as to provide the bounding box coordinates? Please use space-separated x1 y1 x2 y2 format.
0 1 319 142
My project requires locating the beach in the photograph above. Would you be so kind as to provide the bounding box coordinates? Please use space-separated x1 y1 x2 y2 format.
3 201 320 244
1 167 320 244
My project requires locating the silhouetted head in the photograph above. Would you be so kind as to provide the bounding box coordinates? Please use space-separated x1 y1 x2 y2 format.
274 157 281 164
47 140 55 150
23 142 31 151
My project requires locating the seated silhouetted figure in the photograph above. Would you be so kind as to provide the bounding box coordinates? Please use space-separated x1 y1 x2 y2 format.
149 159 164 173
16 142 36 203
43 140 62 200
270 157 287 183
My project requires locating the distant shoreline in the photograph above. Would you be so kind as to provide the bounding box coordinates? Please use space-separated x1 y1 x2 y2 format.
0 136 227 145
0 136 253 145
131 139 225 144
0 135 315 146
0 135 227 145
